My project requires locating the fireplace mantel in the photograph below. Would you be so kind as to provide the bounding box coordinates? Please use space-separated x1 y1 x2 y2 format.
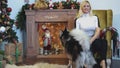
26 9 77 23
25 9 77 62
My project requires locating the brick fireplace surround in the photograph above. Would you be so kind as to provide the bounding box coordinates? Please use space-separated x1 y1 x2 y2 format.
25 9 77 64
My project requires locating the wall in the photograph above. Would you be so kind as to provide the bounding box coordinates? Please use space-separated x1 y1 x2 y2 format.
8 0 120 41
89 0 120 40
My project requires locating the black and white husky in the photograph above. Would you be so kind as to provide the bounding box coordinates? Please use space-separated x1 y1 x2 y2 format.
60 28 96 68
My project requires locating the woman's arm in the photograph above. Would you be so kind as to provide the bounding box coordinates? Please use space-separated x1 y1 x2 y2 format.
75 19 81 29
90 27 101 44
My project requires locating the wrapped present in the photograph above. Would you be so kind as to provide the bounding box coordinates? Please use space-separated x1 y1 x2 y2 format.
5 43 23 63
0 60 6 68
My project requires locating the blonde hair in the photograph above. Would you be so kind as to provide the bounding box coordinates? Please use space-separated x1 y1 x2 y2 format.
76 0 93 18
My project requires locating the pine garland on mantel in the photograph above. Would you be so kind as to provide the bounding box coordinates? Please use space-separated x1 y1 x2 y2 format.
16 0 80 30
16 4 30 31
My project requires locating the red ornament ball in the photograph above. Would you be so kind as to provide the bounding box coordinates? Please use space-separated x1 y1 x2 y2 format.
7 7 12 12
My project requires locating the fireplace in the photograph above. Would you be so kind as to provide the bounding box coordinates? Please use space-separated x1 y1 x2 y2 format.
37 22 67 54
25 9 77 64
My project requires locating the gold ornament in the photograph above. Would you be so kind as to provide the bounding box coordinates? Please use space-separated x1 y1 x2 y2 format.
0 19 2 22
0 39 3 43
2 15 5 18
7 21 10 25
57 2 63 9
34 0 48 9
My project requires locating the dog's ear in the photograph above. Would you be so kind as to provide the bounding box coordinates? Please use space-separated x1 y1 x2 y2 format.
64 27 69 32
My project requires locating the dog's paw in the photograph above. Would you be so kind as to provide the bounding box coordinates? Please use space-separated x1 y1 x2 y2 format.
67 64 72 68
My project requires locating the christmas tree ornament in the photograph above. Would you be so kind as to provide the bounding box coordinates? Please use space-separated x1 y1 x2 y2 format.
0 39 2 42
6 21 10 25
4 21 7 24
14 21 18 26
0 26 6 33
6 26 10 31
2 15 5 18
2 1 6 4
1 1 7 8
7 7 12 12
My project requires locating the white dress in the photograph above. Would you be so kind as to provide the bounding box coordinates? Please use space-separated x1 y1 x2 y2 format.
76 14 99 37
75 14 99 67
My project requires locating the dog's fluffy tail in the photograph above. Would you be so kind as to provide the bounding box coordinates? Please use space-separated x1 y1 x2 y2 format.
69 29 90 51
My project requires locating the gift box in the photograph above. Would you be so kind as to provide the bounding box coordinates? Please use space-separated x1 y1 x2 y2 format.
5 43 23 63
0 60 6 68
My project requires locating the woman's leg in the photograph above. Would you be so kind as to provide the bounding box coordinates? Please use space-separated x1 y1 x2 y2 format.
100 60 106 68
100 39 107 68
91 39 107 68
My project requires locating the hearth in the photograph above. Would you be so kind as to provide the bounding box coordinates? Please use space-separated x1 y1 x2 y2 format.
25 9 77 64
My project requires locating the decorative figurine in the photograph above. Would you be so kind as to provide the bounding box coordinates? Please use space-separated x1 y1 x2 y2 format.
42 25 52 55
49 0 54 9
34 0 48 9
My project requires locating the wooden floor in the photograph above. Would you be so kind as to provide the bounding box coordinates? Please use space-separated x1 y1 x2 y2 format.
24 53 69 65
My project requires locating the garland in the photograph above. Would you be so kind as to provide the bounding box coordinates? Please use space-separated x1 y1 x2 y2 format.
51 1 80 9
16 1 80 30
16 4 30 30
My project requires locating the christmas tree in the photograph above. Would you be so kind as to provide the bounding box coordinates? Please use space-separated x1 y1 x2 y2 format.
0 0 18 43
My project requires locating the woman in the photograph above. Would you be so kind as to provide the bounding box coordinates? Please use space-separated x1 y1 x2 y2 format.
75 0 106 68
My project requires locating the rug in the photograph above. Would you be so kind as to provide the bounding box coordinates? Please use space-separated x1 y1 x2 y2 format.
5 63 68 68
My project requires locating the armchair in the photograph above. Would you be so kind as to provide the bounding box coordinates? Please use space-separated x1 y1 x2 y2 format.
93 10 113 67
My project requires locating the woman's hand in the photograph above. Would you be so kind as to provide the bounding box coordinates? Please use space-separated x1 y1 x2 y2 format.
90 38 94 44
90 27 101 44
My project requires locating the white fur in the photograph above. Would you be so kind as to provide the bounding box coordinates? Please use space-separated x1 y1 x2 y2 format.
5 63 67 68
69 29 90 51
69 29 96 68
